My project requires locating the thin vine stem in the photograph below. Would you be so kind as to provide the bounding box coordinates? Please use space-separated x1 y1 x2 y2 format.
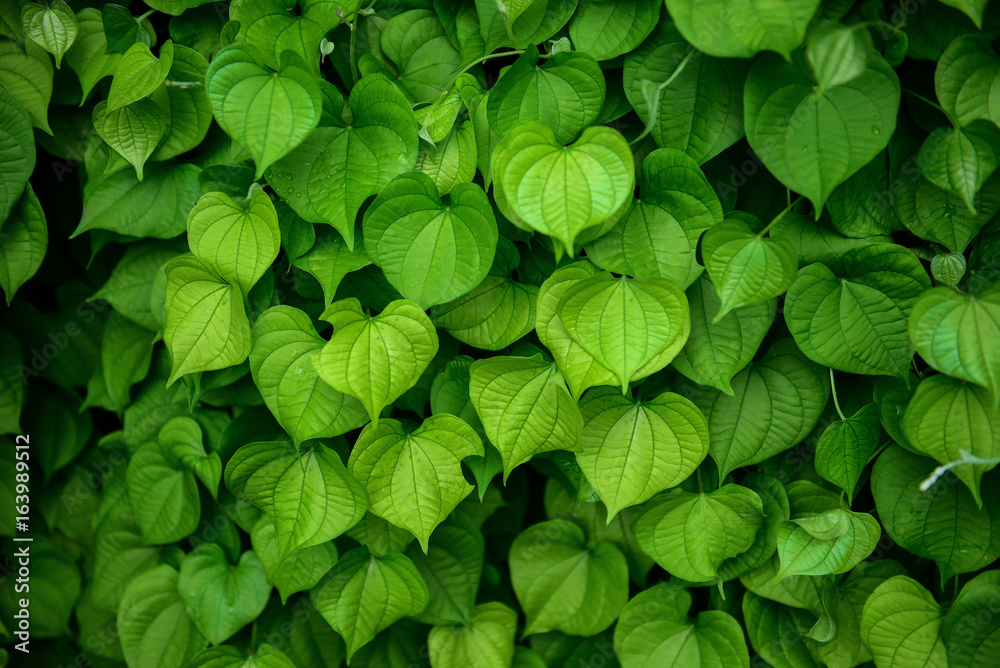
415 49 532 106
759 196 803 236
829 368 847 421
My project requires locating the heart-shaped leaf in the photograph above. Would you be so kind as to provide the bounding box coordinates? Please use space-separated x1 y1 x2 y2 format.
406 517 484 625
558 273 690 393
0 39 53 133
0 183 47 305
469 355 583 478
717 474 791 582
936 34 1000 127
569 0 660 61
806 21 874 92
509 519 629 636
159 416 220 499
206 42 321 179
665 0 821 58
311 547 429 661
21 0 77 67
814 403 883 500
362 172 497 308
943 571 1000 664
430 274 538 351
317 298 438 425
230 0 343 73
0 88 35 226
745 52 899 213
65 8 120 100
918 121 1000 213
428 602 517 668
349 415 483 551
578 386 709 518
250 515 338 605
187 644 297 668
703 219 799 322
126 442 200 545
493 122 635 257
291 228 371 304
785 244 931 378
224 440 368 562
910 284 1000 399
93 99 164 180
587 148 724 287
150 44 212 162
108 40 174 111
249 305 367 444
177 544 271 645
379 9 461 100
861 576 947 667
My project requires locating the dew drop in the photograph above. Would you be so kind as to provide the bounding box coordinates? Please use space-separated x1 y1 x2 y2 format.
286 174 293 181
871 125 881 135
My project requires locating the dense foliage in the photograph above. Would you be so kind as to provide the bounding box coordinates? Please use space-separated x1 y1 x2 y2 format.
3 0 1000 666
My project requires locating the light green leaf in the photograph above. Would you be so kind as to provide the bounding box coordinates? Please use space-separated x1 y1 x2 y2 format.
93 99 164 180
317 298 438 425
931 252 967 286
487 46 604 145
558 272 690 393
415 120 478 195
717 474 791 581
225 440 368 562
102 311 155 412
687 339 830 479
407 517 484 626
266 74 418 249
126 442 201 545
632 484 765 582
474 0 577 53
150 43 213 161
177 544 271 645
784 244 931 378
0 88 34 226
745 52 899 213
164 256 252 386
0 183 46 305
187 644 297 668
861 576 947 668
569 0 659 61
347 512 416 558
205 42 321 179
187 189 281 295
380 9 460 100
939 0 989 27
918 121 1000 213
21 0 76 67
250 305 367 444
936 34 1000 127
902 374 1000 506
615 584 750 668
742 592 822 668
291 229 371 304
814 403 883 500
672 275 776 395
578 386 709 518
362 172 497 308
0 39 53 133
872 444 1000 582
942 571 1000 666
470 355 583 478
510 519 628 636
429 602 517 668
117 565 208 668
622 22 748 164
311 547 429 661
806 21 873 92
349 415 483 551
158 416 221 498
229 0 345 73
430 275 538 350
492 122 634 257
251 514 337 605
108 40 174 111
665 0 822 58
910 284 1000 399
65 8 120 100
703 220 798 322
587 148 724 287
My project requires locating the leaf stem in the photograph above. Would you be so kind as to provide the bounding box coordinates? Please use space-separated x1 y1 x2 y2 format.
349 19 359 85
416 49 528 106
136 9 155 22
759 196 802 236
920 450 1000 491
830 368 847 421
902 89 950 119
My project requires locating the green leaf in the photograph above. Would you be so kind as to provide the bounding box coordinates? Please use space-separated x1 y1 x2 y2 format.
0 536 78 637
492 122 634 257
902 374 1000 506
910 285 1000 400
317 298 438 425
474 0 577 53
717 474 791 581
187 189 281 296
117 565 208 668
428 602 517 668
0 38 53 133
510 519 628 636
814 403 883 499
632 484 765 582
578 386 709 518
470 355 583 478
622 22 748 164
942 571 1000 666
614 584 750 667
92 242 182 331
918 121 1000 213
205 43 321 179
703 220 798 322
806 21 874 92
872 444 1000 582
939 0 989 27
0 183 46 305
745 52 899 213
311 547 429 661
784 244 931 378
407 517 484 626
102 4 154 54
292 229 371 304
177 544 271 645
558 272 690 393
687 339 829 479
164 256 252 385
225 440 368 562
102 311 155 412
93 99 165 180
229 0 344 73
488 46 604 146
587 148 724 287
65 8 121 100
159 416 221 498
251 514 337 605
187 644 297 668
127 441 200 544
0 88 34 226
0 332 23 433
380 9 460 101
672 275 776 395
21 0 77 67
861 576 947 667
108 40 175 111
936 34 1000 127
430 274 538 351
249 305 367 443
150 43 213 161
415 120 478 195
742 592 822 668
266 74 418 249
362 172 497 309
569 0 659 61
349 415 483 551
665 0 821 58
